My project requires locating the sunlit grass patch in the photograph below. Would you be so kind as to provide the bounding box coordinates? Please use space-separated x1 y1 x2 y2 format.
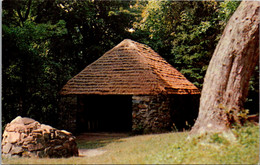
146 123 259 164
2 123 258 164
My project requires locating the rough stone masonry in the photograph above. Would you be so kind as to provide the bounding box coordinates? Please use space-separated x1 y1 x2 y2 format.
132 94 172 133
2 116 78 158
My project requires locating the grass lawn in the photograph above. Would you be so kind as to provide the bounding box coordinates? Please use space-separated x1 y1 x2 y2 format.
2 123 259 164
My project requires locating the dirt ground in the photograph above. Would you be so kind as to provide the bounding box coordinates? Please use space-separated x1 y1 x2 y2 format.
78 149 107 157
76 132 129 157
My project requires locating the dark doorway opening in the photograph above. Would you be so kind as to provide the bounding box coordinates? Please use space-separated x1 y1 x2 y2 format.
77 95 132 133
169 94 200 130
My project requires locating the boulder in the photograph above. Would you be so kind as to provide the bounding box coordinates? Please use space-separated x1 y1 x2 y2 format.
2 116 78 158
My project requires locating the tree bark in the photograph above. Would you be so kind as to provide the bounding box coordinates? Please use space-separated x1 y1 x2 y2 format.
190 1 259 134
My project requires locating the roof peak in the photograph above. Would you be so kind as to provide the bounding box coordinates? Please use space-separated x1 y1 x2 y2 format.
117 39 136 48
60 39 200 95
122 38 133 42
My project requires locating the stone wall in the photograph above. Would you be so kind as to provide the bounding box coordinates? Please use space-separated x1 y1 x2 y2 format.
132 95 171 133
58 94 199 134
2 116 78 158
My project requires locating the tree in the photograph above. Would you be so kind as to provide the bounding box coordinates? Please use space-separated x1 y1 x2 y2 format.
2 7 68 126
2 0 137 128
133 1 240 88
190 1 259 134
133 1 258 115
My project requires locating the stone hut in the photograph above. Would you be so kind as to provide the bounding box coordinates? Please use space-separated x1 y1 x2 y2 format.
60 39 200 133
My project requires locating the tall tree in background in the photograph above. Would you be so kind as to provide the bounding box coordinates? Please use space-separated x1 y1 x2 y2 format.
133 0 240 88
2 0 71 126
191 1 259 134
134 0 258 115
2 0 136 127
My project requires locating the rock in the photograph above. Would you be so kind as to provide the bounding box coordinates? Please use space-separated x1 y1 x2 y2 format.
27 143 44 151
26 121 41 130
23 135 34 143
22 117 36 125
60 130 72 136
2 143 12 154
138 104 148 109
2 116 78 158
40 124 53 132
10 116 35 125
32 129 42 134
132 95 171 134
10 116 23 124
5 123 27 132
10 145 23 155
62 141 70 149
53 145 63 150
43 133 50 141
5 132 21 144
22 151 36 158
37 150 47 158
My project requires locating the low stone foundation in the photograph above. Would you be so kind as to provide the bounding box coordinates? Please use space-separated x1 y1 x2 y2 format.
132 95 171 133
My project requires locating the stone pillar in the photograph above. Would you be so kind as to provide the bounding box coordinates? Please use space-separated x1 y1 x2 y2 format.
58 95 77 133
132 94 171 133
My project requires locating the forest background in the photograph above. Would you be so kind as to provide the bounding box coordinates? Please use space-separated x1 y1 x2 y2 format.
2 0 259 130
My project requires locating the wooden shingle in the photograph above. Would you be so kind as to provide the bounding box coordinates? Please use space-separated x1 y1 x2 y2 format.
60 39 200 95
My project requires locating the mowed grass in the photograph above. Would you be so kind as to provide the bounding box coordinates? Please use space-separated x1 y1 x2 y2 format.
2 123 259 164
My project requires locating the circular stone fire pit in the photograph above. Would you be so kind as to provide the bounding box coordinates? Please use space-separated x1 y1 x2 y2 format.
2 116 78 158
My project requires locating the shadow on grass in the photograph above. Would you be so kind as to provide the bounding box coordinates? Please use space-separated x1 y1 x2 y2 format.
76 133 129 149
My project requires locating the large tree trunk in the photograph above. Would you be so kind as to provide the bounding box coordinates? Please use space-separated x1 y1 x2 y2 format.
191 1 259 134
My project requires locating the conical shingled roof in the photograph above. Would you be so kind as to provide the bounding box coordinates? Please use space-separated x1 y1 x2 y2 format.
60 39 200 95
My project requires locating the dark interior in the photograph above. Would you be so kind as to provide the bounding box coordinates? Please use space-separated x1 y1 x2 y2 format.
169 94 200 130
77 95 132 133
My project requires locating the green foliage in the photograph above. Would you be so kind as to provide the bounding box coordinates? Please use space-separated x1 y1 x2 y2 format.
2 18 68 126
134 0 240 88
2 0 136 127
220 103 250 126
245 66 259 114
209 133 229 144
133 0 257 114
232 122 259 148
